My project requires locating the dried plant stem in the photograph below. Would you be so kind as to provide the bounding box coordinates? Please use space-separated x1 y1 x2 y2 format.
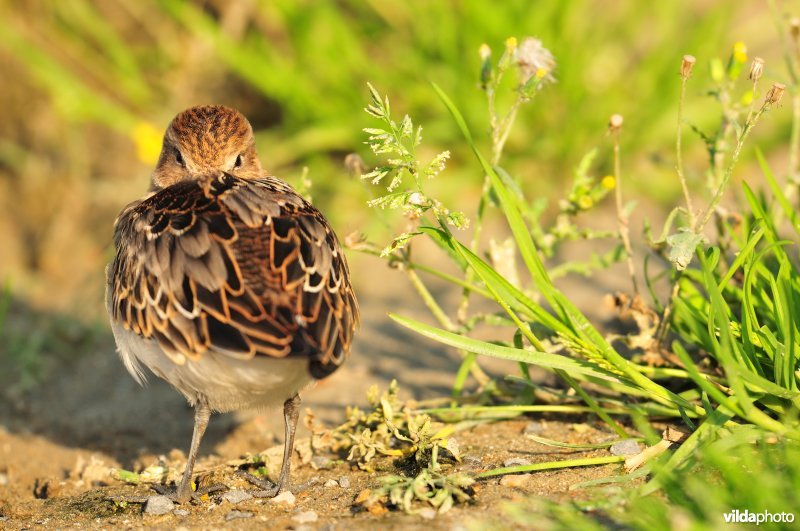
789 94 800 193
656 277 682 345
612 126 639 295
676 75 696 228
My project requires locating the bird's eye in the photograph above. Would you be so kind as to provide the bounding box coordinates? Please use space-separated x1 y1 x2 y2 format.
234 154 243 169
175 150 185 167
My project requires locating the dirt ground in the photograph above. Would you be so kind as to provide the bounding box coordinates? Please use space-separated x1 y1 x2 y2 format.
0 241 638 529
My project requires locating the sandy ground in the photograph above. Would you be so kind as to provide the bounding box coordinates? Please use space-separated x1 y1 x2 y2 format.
0 234 638 529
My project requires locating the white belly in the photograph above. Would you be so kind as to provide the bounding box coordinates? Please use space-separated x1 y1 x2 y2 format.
110 322 313 412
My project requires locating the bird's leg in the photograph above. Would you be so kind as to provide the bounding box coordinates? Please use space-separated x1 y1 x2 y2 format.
238 393 301 498
153 399 224 502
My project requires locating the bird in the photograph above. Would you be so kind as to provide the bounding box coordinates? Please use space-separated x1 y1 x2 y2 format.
106 105 359 502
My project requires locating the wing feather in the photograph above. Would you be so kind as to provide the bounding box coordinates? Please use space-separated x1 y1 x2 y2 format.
108 175 358 378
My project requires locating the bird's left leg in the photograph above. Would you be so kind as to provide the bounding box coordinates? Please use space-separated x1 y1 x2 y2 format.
153 398 225 502
237 393 301 498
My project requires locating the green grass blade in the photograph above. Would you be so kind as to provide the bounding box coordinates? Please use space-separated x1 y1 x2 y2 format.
390 313 620 381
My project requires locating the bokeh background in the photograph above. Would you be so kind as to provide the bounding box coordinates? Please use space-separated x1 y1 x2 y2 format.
0 0 791 388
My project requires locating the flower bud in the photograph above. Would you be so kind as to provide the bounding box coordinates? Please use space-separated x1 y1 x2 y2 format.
680 55 696 79
601 175 617 190
791 17 800 41
479 43 493 89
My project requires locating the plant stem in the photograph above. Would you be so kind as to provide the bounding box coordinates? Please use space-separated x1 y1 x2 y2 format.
676 75 696 227
405 260 490 386
612 127 639 295
457 92 523 323
696 104 769 232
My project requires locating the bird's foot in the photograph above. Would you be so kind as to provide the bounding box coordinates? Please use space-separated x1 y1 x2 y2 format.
235 470 283 498
152 482 227 503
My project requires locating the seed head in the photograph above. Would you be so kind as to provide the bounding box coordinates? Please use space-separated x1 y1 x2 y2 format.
765 82 786 106
748 57 764 82
514 37 556 84
680 55 696 79
608 114 624 133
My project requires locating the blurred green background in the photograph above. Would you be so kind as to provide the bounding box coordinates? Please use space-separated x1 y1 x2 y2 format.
0 0 790 317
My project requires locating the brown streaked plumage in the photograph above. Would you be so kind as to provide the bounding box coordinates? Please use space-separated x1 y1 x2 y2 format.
106 105 358 502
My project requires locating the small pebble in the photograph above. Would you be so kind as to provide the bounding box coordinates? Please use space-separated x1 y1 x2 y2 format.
0 473 7 486
292 510 319 524
324 479 338 488
225 510 253 521
269 491 296 506
222 489 253 504
500 473 532 488
610 439 641 457
462 455 482 470
143 495 175 516
503 458 531 468
524 421 545 435
311 456 332 469
418 507 437 520
173 509 189 517
337 476 350 488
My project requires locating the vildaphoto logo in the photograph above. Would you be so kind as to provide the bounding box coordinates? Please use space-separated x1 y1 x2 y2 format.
723 509 795 525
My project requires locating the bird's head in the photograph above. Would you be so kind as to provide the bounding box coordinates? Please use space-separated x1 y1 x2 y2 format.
151 105 262 189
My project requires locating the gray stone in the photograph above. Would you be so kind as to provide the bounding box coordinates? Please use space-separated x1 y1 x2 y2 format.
610 439 641 456
503 457 531 467
222 489 253 504
225 510 253 521
292 510 319 524
524 422 545 435
337 476 350 488
269 490 296 506
324 479 338 488
173 509 189 517
143 495 175 516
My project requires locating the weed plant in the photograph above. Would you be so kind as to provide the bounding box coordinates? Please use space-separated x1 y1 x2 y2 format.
350 14 800 521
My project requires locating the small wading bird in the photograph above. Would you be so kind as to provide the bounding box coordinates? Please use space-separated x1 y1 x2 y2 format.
106 105 358 502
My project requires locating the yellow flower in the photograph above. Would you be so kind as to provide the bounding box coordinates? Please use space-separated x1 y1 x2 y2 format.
505 37 518 51
132 121 162 165
601 175 616 190
740 90 754 106
733 41 748 64
535 67 548 80
578 195 594 210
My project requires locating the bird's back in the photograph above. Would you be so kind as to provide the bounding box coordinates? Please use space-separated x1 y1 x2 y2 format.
107 173 358 382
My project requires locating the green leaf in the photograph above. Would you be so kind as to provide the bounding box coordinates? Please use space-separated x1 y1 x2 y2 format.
390 313 620 382
666 230 706 270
